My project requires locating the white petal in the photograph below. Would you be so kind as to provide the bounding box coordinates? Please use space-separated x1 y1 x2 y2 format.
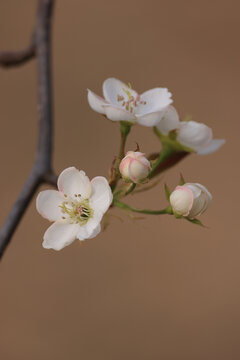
186 183 212 218
87 89 108 114
88 223 101 239
77 210 103 241
197 139 225 155
36 190 64 222
170 186 194 216
135 110 166 127
57 167 91 200
103 78 138 105
156 105 180 135
137 88 173 115
185 183 202 198
77 222 101 241
128 158 150 182
90 176 113 213
177 121 212 151
102 104 136 122
42 222 79 251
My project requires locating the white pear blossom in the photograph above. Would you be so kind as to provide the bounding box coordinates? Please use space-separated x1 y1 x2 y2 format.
170 183 212 218
87 78 173 127
36 167 113 251
119 151 151 183
177 121 225 155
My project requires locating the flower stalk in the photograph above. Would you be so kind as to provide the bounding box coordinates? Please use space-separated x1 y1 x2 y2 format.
113 199 172 215
119 122 131 159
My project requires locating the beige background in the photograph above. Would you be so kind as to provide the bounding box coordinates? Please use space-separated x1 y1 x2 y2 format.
0 0 239 359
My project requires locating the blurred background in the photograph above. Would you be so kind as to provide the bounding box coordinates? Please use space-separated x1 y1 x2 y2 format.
0 0 239 359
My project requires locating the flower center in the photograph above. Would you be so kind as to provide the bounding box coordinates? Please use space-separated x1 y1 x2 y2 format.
117 84 146 113
59 196 93 226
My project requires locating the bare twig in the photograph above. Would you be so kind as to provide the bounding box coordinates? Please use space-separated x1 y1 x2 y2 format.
0 41 35 67
0 0 56 259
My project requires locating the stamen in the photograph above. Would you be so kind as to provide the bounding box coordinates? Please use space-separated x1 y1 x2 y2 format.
59 199 93 226
117 95 124 102
116 84 147 114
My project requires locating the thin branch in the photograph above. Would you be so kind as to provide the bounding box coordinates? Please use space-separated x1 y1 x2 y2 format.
0 0 56 259
0 38 35 68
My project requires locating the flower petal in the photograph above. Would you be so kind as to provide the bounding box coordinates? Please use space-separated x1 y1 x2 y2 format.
170 186 194 217
103 78 137 105
36 190 64 222
135 110 166 127
87 89 108 114
77 221 101 241
197 139 226 155
177 121 212 151
77 210 103 241
57 167 91 200
42 222 79 251
102 104 136 122
128 158 150 183
156 105 180 135
90 176 113 213
137 88 173 115
186 183 212 218
88 223 101 239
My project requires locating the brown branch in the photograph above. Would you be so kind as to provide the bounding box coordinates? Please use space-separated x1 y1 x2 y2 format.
0 0 56 259
0 38 35 68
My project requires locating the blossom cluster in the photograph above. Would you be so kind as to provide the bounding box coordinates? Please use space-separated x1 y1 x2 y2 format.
37 78 225 250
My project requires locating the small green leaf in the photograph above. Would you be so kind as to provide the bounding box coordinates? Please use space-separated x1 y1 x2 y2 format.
164 183 171 201
179 173 185 185
185 217 204 227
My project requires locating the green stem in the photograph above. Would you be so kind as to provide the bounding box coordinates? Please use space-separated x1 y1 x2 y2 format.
113 199 172 215
119 122 131 159
109 122 131 192
113 182 136 200
149 145 174 178
125 183 136 196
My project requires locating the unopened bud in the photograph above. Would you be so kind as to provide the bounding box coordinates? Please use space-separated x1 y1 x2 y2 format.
170 183 212 218
119 151 151 183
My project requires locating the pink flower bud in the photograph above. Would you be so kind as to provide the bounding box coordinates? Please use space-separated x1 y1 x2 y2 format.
170 183 212 218
119 151 151 183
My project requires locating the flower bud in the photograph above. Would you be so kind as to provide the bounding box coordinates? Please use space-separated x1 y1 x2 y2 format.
169 183 212 218
119 151 151 183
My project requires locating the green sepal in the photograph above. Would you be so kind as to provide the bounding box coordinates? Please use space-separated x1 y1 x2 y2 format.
164 183 171 201
153 126 195 154
120 121 132 132
185 217 204 227
179 173 185 185
183 114 192 122
174 212 182 219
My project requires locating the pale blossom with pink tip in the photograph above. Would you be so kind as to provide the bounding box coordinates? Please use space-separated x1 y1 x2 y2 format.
36 167 113 251
170 183 212 218
87 78 173 127
119 151 151 183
